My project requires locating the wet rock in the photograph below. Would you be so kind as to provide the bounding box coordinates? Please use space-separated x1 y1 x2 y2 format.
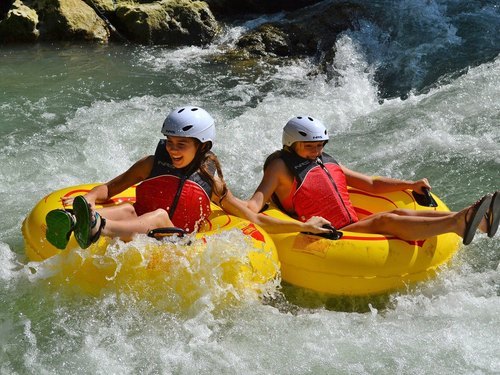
236 24 290 57
205 0 323 16
79 0 129 42
0 0 39 43
115 0 219 46
1 0 15 19
0 0 366 64
233 1 364 60
82 0 115 14
40 0 110 42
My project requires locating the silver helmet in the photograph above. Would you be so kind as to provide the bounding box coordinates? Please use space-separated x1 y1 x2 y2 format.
282 115 329 147
161 106 215 147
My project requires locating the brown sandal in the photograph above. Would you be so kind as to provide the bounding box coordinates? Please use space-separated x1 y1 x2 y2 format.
486 191 500 238
463 194 492 245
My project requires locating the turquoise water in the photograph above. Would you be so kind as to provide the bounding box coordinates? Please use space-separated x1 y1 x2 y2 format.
1 3 500 373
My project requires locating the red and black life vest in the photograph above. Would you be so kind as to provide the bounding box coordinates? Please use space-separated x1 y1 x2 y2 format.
134 140 214 232
272 150 358 229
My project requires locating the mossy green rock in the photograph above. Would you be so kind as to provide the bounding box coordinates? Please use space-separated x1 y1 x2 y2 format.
40 0 110 41
0 0 39 42
116 0 219 45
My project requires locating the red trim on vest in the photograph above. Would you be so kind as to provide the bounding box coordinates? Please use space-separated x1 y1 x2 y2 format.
134 175 211 232
291 163 358 229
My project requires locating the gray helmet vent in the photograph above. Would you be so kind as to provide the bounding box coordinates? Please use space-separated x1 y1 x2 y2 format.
282 115 329 146
161 106 215 147
297 116 314 122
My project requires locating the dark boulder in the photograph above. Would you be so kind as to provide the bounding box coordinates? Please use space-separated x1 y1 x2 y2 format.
0 0 39 43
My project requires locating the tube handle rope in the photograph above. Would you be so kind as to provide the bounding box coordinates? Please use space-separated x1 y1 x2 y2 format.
147 227 187 239
303 224 343 241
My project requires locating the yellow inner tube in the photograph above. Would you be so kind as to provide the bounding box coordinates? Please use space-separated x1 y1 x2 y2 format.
263 189 461 296
23 185 462 298
22 184 280 304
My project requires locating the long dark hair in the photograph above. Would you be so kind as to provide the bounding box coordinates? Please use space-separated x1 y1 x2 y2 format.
263 150 288 171
190 141 227 199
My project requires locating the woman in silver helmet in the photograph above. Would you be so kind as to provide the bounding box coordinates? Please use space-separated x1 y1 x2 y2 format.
245 115 499 245
45 107 332 250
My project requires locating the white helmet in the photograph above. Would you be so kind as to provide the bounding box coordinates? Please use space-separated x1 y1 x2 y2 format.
161 106 215 146
282 115 329 147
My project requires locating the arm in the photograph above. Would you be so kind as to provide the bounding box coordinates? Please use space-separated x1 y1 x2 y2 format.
218 189 332 234
342 165 431 194
246 158 288 213
63 156 154 208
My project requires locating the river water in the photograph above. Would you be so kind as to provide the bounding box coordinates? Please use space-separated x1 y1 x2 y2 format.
1 1 499 373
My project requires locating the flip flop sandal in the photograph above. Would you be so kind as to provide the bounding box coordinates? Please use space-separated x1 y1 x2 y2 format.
73 196 92 249
90 212 106 245
45 209 75 250
73 196 106 249
463 194 492 245
487 191 500 238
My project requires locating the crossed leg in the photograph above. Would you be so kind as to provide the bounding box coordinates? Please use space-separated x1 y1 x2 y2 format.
343 206 486 241
95 204 173 241
97 203 137 221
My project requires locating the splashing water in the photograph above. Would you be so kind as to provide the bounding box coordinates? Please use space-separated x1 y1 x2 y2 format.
1 2 499 372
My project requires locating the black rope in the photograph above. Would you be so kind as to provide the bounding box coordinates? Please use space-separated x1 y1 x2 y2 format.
86 0 128 42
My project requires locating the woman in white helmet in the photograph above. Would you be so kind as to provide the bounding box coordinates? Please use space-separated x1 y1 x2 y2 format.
45 107 332 250
245 115 499 244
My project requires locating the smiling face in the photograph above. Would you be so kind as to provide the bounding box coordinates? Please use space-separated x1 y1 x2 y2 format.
165 136 199 168
292 141 326 160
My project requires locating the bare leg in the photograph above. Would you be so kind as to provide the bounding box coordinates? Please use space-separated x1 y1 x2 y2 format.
388 208 454 218
100 208 173 242
97 203 137 221
343 205 487 241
